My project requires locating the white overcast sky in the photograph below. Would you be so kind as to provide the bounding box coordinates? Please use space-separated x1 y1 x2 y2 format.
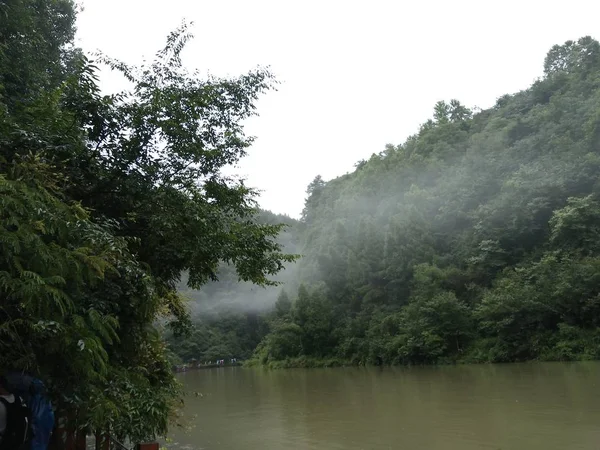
75 0 599 218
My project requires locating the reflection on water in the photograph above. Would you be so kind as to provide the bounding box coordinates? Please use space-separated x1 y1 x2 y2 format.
169 362 600 450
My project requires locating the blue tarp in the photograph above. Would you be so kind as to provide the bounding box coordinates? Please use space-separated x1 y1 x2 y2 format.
2 373 54 450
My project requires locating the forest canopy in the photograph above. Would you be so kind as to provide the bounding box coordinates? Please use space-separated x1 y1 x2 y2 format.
170 36 600 369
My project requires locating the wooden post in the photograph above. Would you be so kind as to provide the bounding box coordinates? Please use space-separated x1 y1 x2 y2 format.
95 430 102 450
65 425 75 450
101 431 110 450
135 443 159 450
75 428 87 450
48 414 65 450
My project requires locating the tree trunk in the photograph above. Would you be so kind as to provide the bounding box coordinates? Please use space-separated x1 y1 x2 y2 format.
48 414 64 450
75 427 87 450
101 430 110 450
95 430 101 450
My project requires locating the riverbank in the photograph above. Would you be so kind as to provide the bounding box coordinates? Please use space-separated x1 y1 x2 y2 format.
244 356 353 369
243 349 600 370
173 362 242 372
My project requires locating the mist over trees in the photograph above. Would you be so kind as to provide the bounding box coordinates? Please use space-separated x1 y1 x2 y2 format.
166 210 300 363
172 37 600 368
176 210 301 316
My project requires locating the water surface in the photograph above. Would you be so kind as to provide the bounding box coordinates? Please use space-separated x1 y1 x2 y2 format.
170 362 600 449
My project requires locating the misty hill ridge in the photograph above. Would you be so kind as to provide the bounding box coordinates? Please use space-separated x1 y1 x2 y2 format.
177 209 301 315
255 36 600 365
171 37 600 366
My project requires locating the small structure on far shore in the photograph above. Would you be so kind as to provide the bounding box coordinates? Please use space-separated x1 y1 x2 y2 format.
173 359 241 373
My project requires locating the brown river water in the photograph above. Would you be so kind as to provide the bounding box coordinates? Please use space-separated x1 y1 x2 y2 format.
169 362 600 449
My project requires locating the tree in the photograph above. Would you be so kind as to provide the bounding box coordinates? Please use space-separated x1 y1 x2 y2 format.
0 3 296 444
254 322 303 362
0 0 78 110
549 195 600 254
293 285 333 356
274 290 292 318
433 100 451 124
301 175 326 224
543 36 600 76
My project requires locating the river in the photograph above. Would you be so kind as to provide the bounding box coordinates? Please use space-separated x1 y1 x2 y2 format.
169 362 600 449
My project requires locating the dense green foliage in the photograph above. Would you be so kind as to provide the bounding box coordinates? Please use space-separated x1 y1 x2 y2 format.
176 210 300 315
0 0 293 443
166 210 299 364
182 36 600 369
256 36 600 366
165 310 269 364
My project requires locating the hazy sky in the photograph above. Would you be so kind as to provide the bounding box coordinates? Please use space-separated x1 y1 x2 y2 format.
75 0 599 218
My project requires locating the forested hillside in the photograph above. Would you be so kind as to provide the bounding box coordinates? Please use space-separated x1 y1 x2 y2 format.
246 37 600 366
166 37 600 368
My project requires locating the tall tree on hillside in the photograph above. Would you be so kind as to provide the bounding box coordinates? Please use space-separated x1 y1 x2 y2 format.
301 175 326 224
544 36 600 76
275 290 292 318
